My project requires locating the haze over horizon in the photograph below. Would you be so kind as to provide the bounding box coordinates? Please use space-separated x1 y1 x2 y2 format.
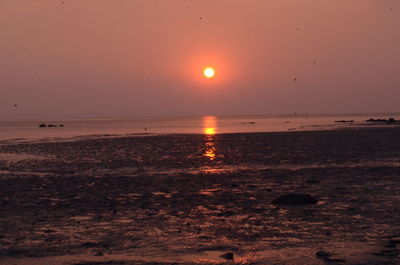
1 0 399 120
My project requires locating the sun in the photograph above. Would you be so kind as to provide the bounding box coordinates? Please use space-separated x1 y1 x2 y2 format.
203 67 215 78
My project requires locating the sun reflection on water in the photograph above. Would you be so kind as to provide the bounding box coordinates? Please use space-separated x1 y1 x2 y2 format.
202 116 217 160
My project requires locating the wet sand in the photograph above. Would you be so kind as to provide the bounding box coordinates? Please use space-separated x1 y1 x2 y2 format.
1 127 400 265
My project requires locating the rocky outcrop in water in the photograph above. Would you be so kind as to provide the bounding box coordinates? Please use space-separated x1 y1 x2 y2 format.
366 118 398 124
38 123 64 128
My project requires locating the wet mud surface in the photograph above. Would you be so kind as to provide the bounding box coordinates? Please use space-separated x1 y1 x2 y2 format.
1 128 400 265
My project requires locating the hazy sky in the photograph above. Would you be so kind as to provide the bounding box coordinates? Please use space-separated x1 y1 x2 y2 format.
1 0 399 120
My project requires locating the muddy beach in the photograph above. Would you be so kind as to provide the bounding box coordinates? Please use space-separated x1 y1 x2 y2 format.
1 127 400 265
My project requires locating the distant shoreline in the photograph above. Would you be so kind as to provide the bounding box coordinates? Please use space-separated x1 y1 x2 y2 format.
1 122 400 146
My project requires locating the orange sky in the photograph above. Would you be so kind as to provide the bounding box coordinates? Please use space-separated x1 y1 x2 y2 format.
1 0 399 119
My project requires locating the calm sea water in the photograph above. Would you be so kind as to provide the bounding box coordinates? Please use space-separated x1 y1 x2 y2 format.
0 113 399 142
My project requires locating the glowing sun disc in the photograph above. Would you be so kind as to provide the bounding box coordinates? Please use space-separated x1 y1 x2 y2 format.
203 67 215 78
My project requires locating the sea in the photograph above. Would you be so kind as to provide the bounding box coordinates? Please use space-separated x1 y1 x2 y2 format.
0 113 399 142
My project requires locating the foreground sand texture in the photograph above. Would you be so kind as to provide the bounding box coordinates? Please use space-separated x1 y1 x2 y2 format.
1 128 400 265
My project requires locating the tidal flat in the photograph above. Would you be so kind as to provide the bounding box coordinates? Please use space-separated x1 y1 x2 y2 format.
1 127 400 265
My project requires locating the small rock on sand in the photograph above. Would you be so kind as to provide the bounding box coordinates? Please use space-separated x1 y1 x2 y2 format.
272 193 318 205
316 250 331 258
220 252 234 260
316 251 346 263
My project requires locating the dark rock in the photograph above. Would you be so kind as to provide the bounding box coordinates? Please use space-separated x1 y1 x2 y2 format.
39 123 47 128
272 193 318 205
220 252 234 260
59 124 64 127
334 120 354 123
48 124 57 127
366 118 398 124
316 250 331 258
316 251 346 263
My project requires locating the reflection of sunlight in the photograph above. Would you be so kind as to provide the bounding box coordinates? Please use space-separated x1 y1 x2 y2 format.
202 116 217 160
204 138 216 160
202 116 217 135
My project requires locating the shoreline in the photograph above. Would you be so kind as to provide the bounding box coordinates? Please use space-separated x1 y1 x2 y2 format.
1 113 400 143
0 121 399 146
